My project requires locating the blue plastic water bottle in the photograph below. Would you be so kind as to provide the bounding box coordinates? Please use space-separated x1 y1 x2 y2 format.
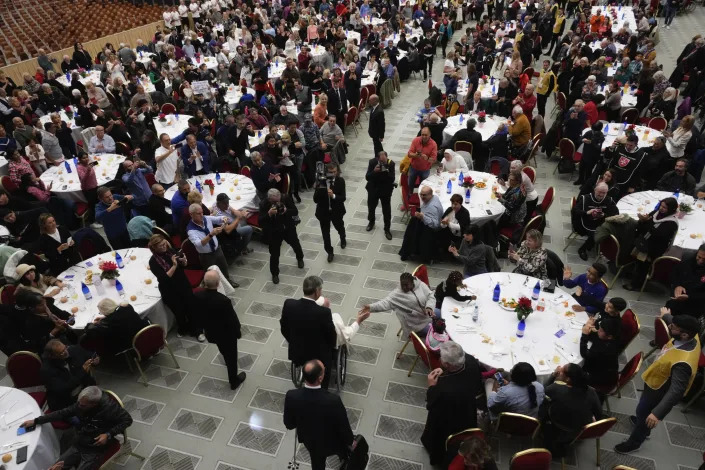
66 72 71 82
465 188 471 204
64 161 72 173
216 172 221 185
492 84 496 94
196 180 202 193
459 114 464 124
115 279 124 296
446 180 452 194
517 318 526 337
115 252 124 269
674 189 680 200
532 281 540 300
458 171 464 185
81 282 92 300
493 282 501 302
604 123 609 134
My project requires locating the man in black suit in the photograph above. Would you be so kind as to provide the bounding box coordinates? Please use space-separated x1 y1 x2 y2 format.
326 79 348 133
41 339 98 411
280 276 337 389
367 94 385 158
284 359 354 470
313 163 347 262
195 271 246 390
447 118 487 171
227 114 255 168
365 151 395 240
258 188 305 284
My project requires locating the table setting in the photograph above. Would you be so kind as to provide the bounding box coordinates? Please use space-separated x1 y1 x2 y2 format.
592 5 637 32
456 72 509 103
267 61 287 79
39 106 82 143
56 69 102 88
39 153 126 203
617 190 705 250
153 113 192 140
443 272 589 377
441 112 506 145
134 49 155 65
50 248 173 330
222 85 257 108
597 84 638 108
418 170 506 224
362 16 386 26
584 123 662 150
0 387 60 470
164 172 259 212
192 55 218 70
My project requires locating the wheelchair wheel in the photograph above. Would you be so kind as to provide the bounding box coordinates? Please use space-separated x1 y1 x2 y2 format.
290 361 304 388
337 345 348 388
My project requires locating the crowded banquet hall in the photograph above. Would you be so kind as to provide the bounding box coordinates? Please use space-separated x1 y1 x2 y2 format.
2 0 705 468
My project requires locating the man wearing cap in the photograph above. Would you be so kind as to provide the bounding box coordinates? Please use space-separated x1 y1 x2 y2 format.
615 314 701 454
661 244 705 319
211 193 254 255
605 134 646 196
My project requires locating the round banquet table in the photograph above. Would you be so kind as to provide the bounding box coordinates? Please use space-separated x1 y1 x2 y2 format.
443 273 589 377
456 74 509 108
617 190 705 250
134 50 155 65
56 70 102 88
39 153 126 203
51 248 173 330
222 85 257 108
164 172 259 212
267 61 287 80
362 16 386 26
418 171 506 224
0 156 8 175
442 113 507 146
153 114 192 140
582 123 662 150
192 55 218 70
0 387 60 470
592 6 637 32
596 84 637 108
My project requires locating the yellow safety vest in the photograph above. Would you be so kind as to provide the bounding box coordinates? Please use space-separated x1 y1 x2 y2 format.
536 70 557 95
553 16 565 34
642 336 701 395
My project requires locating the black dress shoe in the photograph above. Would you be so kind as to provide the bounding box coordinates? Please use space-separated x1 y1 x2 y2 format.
578 247 588 261
294 193 301 203
384 230 392 240
231 372 246 390
340 239 346 249
327 253 334 262
272 275 280 284
227 279 240 288
297 259 305 268
366 223 374 231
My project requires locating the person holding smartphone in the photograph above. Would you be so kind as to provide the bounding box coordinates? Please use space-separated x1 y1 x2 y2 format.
40 339 98 410
94 186 133 250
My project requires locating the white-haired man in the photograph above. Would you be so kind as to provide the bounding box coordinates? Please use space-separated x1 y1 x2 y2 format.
186 203 239 287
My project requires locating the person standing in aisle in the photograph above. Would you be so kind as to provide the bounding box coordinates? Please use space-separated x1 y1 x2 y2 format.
365 151 395 240
368 94 385 159
313 163 347 262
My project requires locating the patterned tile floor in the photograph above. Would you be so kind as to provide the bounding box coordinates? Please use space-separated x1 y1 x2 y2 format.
2 10 705 470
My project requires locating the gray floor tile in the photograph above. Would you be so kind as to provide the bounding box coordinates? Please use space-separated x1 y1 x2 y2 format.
379 243 402 254
356 295 383 308
215 462 251 470
374 414 425 446
367 453 423 470
325 289 346 305
140 445 201 470
278 263 310 277
122 395 166 425
163 338 207 361
240 324 273 344
295 444 343 469
142 364 188 390
337 238 370 251
330 253 362 267
319 269 355 285
347 343 381 365
233 257 267 272
364 276 399 292
260 281 298 297
350 318 388 338
112 438 141 466
228 422 285 456
341 372 372 396
372 259 409 273
167 408 223 441
383 381 427 408
264 358 292 382
191 375 239 403
286 247 319 260
245 301 281 319
393 352 429 376
248 387 286 415
211 350 258 373
666 421 705 451
597 449 656 470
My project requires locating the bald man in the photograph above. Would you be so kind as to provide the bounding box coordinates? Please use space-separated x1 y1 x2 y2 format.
194 271 245 389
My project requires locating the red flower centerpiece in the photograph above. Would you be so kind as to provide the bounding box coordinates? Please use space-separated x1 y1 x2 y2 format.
64 106 73 119
204 178 215 195
99 260 120 281
514 296 533 321
625 124 636 138
477 111 487 123
462 176 475 188
158 112 167 122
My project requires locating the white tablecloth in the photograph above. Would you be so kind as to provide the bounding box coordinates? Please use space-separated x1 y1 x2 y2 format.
592 6 637 33
56 70 102 88
40 154 126 203
53 248 173 330
418 171 505 224
442 113 507 145
597 85 637 108
457 74 508 103
584 124 661 150
267 61 287 79
192 56 218 70
362 16 386 26
0 157 8 176
164 172 259 212
153 114 192 140
444 273 588 377
0 387 60 470
134 50 155 65
617 191 705 250
223 85 257 108
346 30 361 44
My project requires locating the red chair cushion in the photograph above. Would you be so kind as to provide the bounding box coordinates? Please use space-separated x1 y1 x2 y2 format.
29 391 47 408
408 193 420 206
75 202 89 216
96 439 121 468
247 213 260 227
499 225 520 239
184 269 204 288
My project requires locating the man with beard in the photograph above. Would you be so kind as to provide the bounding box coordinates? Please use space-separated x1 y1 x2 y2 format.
571 182 618 260
606 134 646 196
656 158 696 196
614 314 701 454
661 245 705 319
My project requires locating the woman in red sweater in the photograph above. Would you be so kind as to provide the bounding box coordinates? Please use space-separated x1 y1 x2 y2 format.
448 437 498 470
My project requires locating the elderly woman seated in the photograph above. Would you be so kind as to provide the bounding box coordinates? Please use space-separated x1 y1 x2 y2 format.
83 298 150 356
509 229 548 279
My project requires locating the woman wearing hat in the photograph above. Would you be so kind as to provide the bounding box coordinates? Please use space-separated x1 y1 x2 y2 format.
15 263 64 300
83 298 149 356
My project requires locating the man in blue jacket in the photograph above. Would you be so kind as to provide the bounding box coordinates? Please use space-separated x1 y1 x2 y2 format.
95 186 133 249
180 134 210 176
